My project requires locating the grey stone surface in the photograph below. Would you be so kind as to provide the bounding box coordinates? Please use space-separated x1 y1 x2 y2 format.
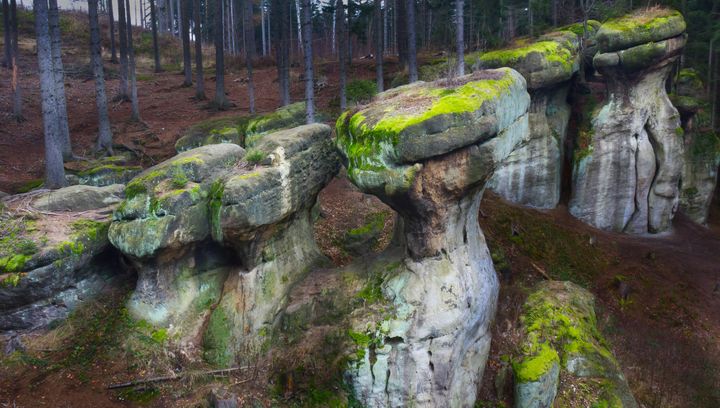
33 184 124 212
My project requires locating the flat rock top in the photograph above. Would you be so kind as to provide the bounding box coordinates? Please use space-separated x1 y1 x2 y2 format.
473 30 580 89
596 8 686 52
33 184 124 212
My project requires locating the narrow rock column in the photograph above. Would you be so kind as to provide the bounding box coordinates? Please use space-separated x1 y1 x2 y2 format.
570 10 687 233
336 69 530 407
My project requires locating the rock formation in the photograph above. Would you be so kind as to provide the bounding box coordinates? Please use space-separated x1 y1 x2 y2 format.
474 30 581 208
513 281 637 408
336 68 530 407
0 185 127 330
108 124 339 362
673 69 720 225
570 9 687 233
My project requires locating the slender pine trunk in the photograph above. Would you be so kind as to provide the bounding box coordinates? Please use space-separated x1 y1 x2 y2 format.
300 0 314 123
88 0 113 154
2 0 10 68
108 0 118 63
10 0 22 121
336 0 347 110
374 0 383 92
242 0 256 113
168 0 175 34
214 0 229 109
117 0 129 98
405 0 417 82
181 0 192 85
150 0 162 72
48 0 72 160
193 0 205 99
34 0 65 188
125 0 140 120
456 0 464 76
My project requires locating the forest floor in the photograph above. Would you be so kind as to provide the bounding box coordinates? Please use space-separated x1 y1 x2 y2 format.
1 10 720 408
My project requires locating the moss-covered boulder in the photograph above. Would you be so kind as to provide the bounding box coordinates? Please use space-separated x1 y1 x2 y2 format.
596 8 686 53
64 155 142 187
1 188 128 331
175 102 309 152
336 70 530 407
514 281 638 408
472 31 580 90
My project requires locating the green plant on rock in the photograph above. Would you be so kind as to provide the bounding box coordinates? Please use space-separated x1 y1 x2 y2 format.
245 149 266 165
346 80 378 104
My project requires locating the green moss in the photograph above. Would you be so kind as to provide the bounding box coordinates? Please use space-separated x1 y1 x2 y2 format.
0 272 22 287
347 212 387 237
70 219 109 241
203 306 234 367
209 180 225 242
170 168 189 188
0 254 30 273
513 342 559 383
16 179 44 193
618 41 666 71
77 164 142 178
597 8 686 52
337 71 516 180
478 40 575 73
58 241 85 256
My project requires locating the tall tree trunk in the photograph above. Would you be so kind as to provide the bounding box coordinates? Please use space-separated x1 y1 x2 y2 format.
214 0 229 109
272 0 290 106
168 0 175 34
405 0 417 82
88 0 113 154
10 0 22 121
336 0 347 110
34 0 65 188
117 0 129 99
176 0 183 37
125 0 140 120
300 0 314 123
396 0 407 66
2 0 10 68
108 0 118 63
181 0 192 85
193 0 205 99
456 0 464 76
150 0 162 72
551 0 557 26
374 0 383 92
528 0 533 37
48 0 72 160
261 0 267 56
242 0 256 113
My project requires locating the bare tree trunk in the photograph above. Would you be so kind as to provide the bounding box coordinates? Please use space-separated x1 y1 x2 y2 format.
241 0 256 113
261 0 267 56
272 0 290 106
214 0 229 109
2 0 10 68
10 0 22 121
551 0 557 26
405 0 417 82
300 0 314 123
48 0 72 160
125 0 140 120
176 0 183 38
117 0 129 99
168 0 175 34
374 0 384 92
88 0 113 154
528 0 533 37
181 0 192 85
194 0 205 99
456 0 464 76
336 0 347 110
108 0 118 63
34 0 65 188
150 0 162 72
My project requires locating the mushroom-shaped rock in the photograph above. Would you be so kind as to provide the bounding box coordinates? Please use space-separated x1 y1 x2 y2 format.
570 9 686 234
108 144 245 329
1 188 127 331
514 281 638 408
475 31 581 208
204 124 340 365
336 69 530 407
673 69 720 225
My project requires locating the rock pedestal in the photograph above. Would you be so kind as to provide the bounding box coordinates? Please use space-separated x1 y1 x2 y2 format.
570 9 687 233
477 31 580 208
108 125 340 363
336 69 530 407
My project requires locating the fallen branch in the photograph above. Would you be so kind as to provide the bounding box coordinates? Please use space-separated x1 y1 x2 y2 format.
530 262 551 280
107 366 250 390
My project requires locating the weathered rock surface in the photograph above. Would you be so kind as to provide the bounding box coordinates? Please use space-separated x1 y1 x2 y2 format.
570 9 686 233
1 188 126 331
476 31 580 208
673 69 720 225
336 69 530 407
108 125 340 363
513 281 637 408
33 184 124 212
175 102 309 152
64 155 142 187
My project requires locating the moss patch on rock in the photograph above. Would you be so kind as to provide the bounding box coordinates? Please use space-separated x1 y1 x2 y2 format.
596 8 686 52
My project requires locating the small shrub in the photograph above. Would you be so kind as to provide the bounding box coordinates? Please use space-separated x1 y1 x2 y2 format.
347 80 378 104
245 149 266 165
171 169 189 188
